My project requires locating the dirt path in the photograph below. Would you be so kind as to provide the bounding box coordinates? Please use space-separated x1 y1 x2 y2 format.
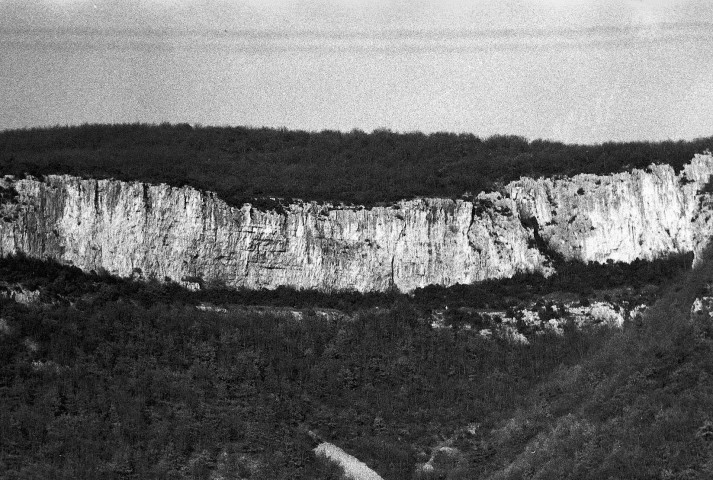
314 442 384 480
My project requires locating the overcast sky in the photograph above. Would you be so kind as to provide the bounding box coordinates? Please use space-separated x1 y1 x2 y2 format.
1 0 712 143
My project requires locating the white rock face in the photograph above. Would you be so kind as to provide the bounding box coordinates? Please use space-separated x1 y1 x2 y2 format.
588 303 625 328
1 153 712 292
0 177 545 292
506 153 713 264
314 443 384 480
691 297 713 319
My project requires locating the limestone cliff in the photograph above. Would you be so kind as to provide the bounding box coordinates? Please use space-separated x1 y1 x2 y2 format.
1 153 712 292
0 176 544 292
507 153 713 264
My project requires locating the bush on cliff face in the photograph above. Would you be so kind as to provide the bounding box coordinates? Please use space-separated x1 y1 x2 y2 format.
1 123 712 206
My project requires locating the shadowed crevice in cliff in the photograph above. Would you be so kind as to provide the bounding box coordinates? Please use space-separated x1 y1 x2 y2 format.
698 175 713 195
389 222 409 291
518 214 565 265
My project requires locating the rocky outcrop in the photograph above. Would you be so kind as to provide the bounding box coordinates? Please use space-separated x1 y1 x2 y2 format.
507 153 713 264
314 442 384 480
0 177 545 292
1 153 712 292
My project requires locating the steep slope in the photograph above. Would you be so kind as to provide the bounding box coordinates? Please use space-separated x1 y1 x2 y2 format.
1 153 712 292
461 242 713 480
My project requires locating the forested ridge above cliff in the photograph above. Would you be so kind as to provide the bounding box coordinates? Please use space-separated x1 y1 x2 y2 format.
2 123 712 206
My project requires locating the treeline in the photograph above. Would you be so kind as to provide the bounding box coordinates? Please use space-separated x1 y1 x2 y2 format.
0 252 693 312
1 123 712 206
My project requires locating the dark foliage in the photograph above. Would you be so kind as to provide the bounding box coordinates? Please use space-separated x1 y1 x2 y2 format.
0 248 703 478
0 261 605 479
412 253 693 310
466 244 713 480
1 123 712 206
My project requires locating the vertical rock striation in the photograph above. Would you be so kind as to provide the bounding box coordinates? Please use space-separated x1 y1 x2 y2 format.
0 177 544 292
1 153 712 292
506 153 713 264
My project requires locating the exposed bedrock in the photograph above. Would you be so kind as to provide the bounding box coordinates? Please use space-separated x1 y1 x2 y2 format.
506 153 713 264
1 153 712 292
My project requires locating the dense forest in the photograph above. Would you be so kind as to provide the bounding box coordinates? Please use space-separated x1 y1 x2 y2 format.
469 244 713 480
0 252 704 479
0 255 609 479
1 124 712 206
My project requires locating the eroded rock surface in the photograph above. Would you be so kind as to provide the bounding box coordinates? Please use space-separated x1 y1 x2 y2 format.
1 153 712 292
507 153 713 264
0 179 544 292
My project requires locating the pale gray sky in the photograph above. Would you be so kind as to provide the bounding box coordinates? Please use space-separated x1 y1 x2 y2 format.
1 0 712 143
